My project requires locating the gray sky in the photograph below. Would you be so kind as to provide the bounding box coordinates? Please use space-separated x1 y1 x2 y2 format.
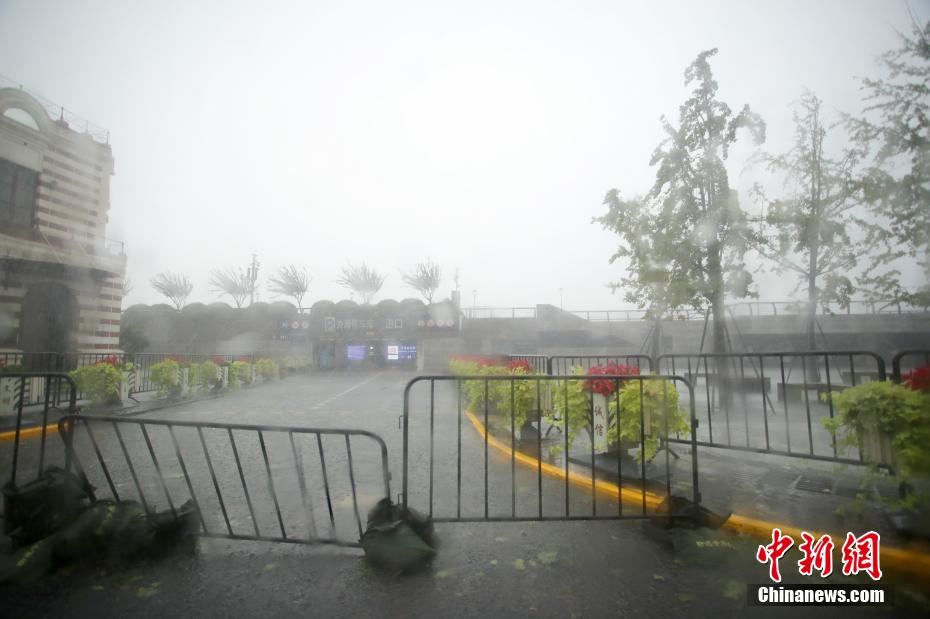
0 0 925 309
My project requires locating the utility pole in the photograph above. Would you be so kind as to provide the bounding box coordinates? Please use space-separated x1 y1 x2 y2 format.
248 254 260 306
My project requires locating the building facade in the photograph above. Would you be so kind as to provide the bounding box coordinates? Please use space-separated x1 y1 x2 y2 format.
0 86 125 358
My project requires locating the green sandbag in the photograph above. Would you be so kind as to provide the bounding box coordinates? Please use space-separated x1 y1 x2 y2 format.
0 538 55 584
2 466 93 546
361 498 437 572
0 499 200 584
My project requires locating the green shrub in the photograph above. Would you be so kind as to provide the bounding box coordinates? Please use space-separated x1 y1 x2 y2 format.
194 360 220 390
256 358 278 381
149 359 180 397
823 381 930 481
70 363 122 405
617 379 690 462
229 360 251 389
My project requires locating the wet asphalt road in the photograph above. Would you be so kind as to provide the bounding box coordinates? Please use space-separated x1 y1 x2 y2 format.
2 371 924 617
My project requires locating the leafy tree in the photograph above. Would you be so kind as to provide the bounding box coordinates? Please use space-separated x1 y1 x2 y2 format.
751 92 862 350
848 20 930 308
402 259 442 304
597 49 765 355
209 268 251 308
268 265 311 309
337 262 385 304
149 272 193 310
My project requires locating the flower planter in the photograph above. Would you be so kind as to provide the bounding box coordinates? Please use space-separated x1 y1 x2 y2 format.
177 367 191 397
119 369 136 402
860 425 897 469
217 366 229 389
0 376 28 415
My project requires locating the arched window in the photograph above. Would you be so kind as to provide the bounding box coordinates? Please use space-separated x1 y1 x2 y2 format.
2 107 41 131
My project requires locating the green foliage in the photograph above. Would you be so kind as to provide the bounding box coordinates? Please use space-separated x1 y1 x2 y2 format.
149 360 180 397
118 324 149 356
822 382 930 481
597 49 764 340
255 358 278 381
229 361 251 389
70 364 122 405
447 360 542 430
193 360 220 390
545 369 598 446
750 92 863 344
617 379 690 463
849 20 930 306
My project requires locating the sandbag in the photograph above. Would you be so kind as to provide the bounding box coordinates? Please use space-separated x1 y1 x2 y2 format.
2 466 93 546
0 499 200 584
361 498 437 572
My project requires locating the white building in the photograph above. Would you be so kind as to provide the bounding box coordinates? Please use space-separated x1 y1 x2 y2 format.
0 84 125 359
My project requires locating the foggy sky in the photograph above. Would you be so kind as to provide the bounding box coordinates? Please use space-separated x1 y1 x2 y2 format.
0 0 924 310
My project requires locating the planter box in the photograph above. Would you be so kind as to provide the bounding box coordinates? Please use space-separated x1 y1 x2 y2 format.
861 426 896 469
217 366 229 389
119 369 136 401
0 376 29 415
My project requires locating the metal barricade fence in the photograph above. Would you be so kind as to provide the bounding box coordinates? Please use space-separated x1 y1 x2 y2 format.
401 374 700 523
654 352 886 464
1 373 78 494
58 415 390 547
546 355 654 375
891 350 930 384
505 355 549 374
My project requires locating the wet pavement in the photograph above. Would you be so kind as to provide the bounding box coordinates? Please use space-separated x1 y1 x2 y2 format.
2 370 929 617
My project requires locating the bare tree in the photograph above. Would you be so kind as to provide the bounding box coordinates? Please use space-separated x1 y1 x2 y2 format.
268 265 311 309
337 262 385 304
150 272 193 310
210 268 251 308
402 260 442 304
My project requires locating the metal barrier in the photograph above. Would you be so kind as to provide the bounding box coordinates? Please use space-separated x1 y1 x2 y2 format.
402 375 700 523
2 373 78 489
58 415 390 547
891 350 930 384
654 352 886 464
547 355 654 375
505 355 549 374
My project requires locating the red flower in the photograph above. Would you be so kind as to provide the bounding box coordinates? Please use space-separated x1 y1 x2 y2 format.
96 355 121 367
902 365 930 393
506 359 535 374
582 363 641 396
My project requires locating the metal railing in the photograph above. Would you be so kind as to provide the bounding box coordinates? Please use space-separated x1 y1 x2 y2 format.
402 375 700 523
2 373 78 490
891 350 930 384
0 73 110 144
546 355 654 375
651 352 885 464
461 307 538 319
58 415 390 547
462 299 928 323
505 355 549 374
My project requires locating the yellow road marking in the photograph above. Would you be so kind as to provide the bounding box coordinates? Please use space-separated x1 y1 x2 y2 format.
0 423 59 442
465 410 930 582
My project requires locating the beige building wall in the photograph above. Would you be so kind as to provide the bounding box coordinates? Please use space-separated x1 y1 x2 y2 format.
0 86 125 354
